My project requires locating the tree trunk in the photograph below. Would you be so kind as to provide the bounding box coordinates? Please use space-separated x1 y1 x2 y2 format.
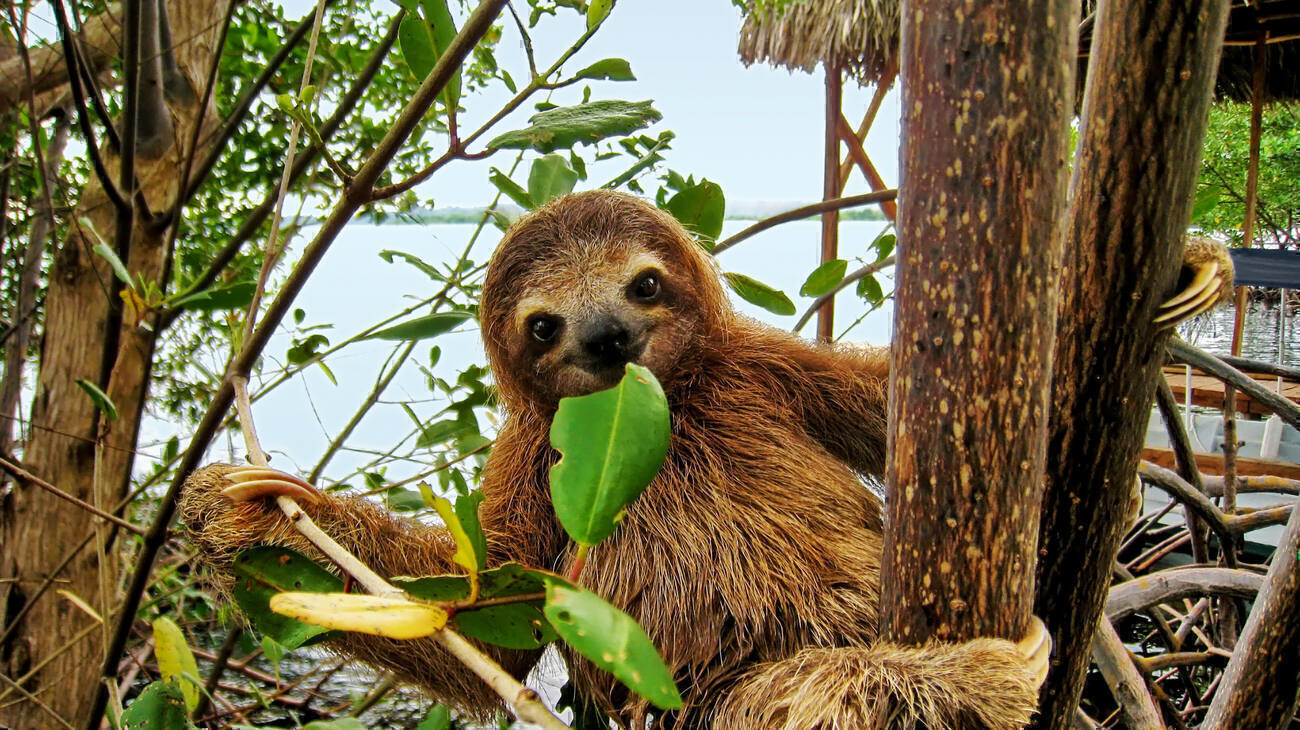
1031 1 1230 727
0 2 223 726
882 0 1075 647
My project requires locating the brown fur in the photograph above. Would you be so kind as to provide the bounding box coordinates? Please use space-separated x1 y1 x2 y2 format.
181 190 1039 728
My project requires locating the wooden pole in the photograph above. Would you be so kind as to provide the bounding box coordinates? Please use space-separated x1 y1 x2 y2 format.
837 113 897 221
882 0 1075 646
816 64 841 343
1228 33 1266 359
1032 0 1230 727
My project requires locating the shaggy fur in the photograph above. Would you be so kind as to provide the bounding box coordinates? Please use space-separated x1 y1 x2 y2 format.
181 190 1040 729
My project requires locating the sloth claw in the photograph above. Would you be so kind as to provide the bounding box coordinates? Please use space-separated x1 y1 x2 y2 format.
1155 260 1225 327
222 465 322 504
1017 616 1052 689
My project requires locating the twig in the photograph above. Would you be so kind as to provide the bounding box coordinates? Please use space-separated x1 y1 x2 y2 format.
241 0 330 347
710 191 897 256
0 456 143 534
1106 567 1263 622
1090 617 1164 729
792 255 895 333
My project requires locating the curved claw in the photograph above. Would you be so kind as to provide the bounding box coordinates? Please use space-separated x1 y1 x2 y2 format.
222 465 322 504
1155 261 1224 327
1017 616 1052 689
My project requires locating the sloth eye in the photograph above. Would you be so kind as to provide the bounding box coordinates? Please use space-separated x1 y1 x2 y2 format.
631 272 661 302
528 315 560 344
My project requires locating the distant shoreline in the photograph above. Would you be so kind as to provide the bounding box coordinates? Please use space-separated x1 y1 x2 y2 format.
353 204 888 225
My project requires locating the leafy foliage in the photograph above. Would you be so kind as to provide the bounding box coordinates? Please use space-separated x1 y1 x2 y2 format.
1195 101 1300 246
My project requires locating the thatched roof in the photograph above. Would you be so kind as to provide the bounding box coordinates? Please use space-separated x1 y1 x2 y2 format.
740 0 1299 102
737 0 900 87
1079 0 1300 103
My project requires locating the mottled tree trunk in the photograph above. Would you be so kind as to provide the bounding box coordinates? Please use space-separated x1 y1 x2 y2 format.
1031 0 1230 728
882 0 1075 649
0 2 223 726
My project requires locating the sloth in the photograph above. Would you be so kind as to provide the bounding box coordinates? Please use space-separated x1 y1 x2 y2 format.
179 190 1250 729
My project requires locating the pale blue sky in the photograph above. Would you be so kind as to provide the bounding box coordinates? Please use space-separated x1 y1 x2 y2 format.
290 0 903 208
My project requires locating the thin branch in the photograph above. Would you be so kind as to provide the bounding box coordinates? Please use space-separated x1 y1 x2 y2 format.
307 340 416 483
1105 567 1263 622
792 255 895 334
48 0 130 212
174 4 325 212
710 191 897 256
0 456 144 535
372 15 609 200
1090 617 1164 730
158 11 401 325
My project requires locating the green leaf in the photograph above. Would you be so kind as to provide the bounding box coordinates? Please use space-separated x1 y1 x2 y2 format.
152 617 200 711
421 0 461 110
380 249 444 281
76 379 118 421
800 259 848 297
170 281 256 312
489 168 536 209
587 0 613 29
857 273 885 303
486 100 663 153
455 491 488 572
527 154 579 207
417 418 470 447
91 241 132 286
549 364 670 546
387 486 429 512
1191 187 1221 222
365 312 470 341
417 705 453 730
396 564 557 649
571 58 635 82
873 232 896 261
121 681 196 730
724 273 796 316
232 547 343 648
665 180 725 244
261 635 285 666
544 579 682 710
398 13 437 79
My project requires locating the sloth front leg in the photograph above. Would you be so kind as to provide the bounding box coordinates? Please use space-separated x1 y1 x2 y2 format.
713 619 1050 730
178 464 539 717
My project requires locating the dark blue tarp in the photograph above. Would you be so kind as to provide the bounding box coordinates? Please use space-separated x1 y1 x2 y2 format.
1229 248 1300 289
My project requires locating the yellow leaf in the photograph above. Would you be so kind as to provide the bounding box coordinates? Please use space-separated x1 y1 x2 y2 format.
429 492 479 578
153 616 201 712
268 592 447 640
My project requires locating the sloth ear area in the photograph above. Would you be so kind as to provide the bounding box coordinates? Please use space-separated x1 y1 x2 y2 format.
1154 237 1235 329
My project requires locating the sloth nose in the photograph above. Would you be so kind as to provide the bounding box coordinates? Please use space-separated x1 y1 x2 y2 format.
581 317 634 370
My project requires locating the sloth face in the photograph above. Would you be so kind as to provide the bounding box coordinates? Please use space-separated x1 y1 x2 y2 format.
482 190 728 409
506 246 697 403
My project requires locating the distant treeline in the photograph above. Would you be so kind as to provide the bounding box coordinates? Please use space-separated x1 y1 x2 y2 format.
359 204 889 225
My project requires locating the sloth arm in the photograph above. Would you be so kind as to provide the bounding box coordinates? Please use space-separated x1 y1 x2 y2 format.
713 634 1045 730
179 463 549 718
739 323 892 477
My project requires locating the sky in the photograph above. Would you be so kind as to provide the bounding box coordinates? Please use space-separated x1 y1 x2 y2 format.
278 0 902 208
